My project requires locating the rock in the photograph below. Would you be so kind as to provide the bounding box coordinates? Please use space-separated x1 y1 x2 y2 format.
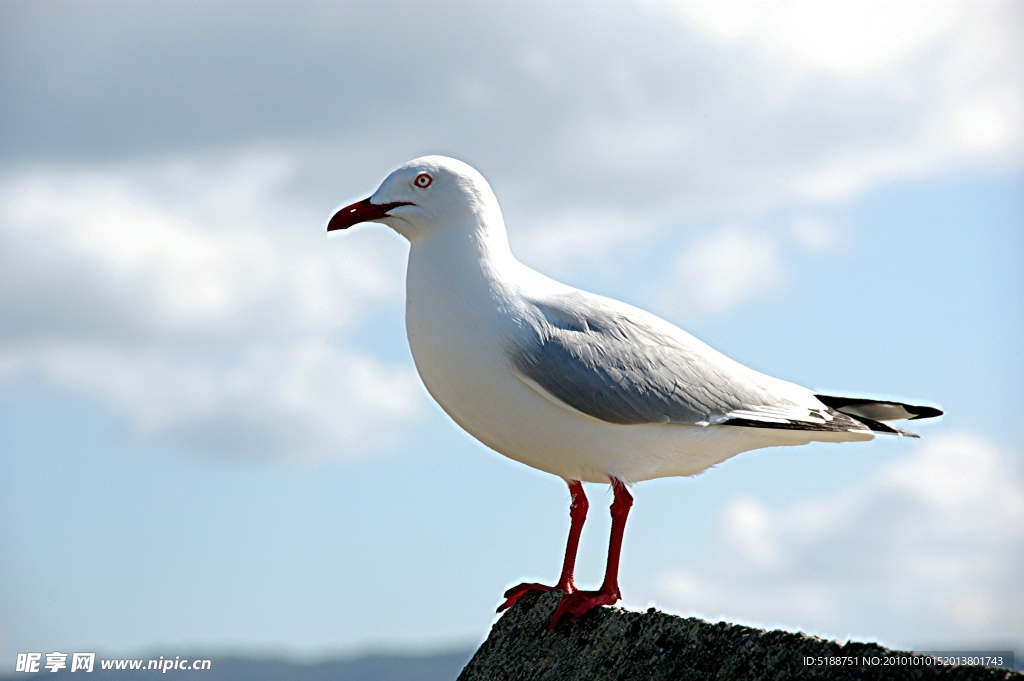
457 592 1019 681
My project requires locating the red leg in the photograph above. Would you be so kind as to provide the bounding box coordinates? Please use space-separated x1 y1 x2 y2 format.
497 480 588 612
548 477 633 629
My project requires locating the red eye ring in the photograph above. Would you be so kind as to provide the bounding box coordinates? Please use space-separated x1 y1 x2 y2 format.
414 172 433 188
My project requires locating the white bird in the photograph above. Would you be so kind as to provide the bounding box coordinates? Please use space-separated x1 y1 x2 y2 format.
327 156 941 628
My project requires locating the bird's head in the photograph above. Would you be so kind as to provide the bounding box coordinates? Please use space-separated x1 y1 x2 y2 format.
327 156 501 242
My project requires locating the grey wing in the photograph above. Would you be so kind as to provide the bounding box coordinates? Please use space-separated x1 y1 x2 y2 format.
509 291 936 436
509 291 812 427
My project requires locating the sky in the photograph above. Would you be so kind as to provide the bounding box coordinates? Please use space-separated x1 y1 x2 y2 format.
1 0 1022 667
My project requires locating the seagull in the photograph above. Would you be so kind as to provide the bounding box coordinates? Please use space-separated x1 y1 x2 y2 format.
327 155 942 628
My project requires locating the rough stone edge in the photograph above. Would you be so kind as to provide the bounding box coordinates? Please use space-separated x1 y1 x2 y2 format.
457 592 1019 681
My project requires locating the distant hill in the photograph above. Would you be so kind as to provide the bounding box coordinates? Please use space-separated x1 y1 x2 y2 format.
2 649 474 681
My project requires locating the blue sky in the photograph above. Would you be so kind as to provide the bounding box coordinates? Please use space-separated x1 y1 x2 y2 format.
1 0 1022 665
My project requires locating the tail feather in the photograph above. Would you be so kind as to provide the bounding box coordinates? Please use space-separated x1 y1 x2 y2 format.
815 394 943 438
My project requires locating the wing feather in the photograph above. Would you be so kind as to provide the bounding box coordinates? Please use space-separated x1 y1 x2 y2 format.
509 291 838 430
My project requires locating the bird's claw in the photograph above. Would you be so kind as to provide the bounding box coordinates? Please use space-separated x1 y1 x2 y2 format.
496 582 569 613
547 589 619 630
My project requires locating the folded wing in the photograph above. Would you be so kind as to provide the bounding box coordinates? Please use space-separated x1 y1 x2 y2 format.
509 291 940 437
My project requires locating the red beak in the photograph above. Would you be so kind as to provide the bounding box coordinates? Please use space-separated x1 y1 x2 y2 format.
327 197 412 232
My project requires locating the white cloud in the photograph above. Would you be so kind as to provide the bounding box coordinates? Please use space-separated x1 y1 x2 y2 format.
953 98 1016 152
512 210 661 276
12 340 422 461
655 432 1024 649
0 160 423 460
657 569 839 624
664 226 788 314
0 158 404 340
500 0 1020 286
627 0 1022 205
5 1 1021 216
652 216 848 316
664 0 961 75
788 217 847 255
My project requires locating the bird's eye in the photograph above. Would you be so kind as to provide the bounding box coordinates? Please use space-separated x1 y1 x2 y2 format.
414 172 433 188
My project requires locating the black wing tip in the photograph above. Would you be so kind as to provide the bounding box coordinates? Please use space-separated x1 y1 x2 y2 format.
907 405 943 420
814 394 943 421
